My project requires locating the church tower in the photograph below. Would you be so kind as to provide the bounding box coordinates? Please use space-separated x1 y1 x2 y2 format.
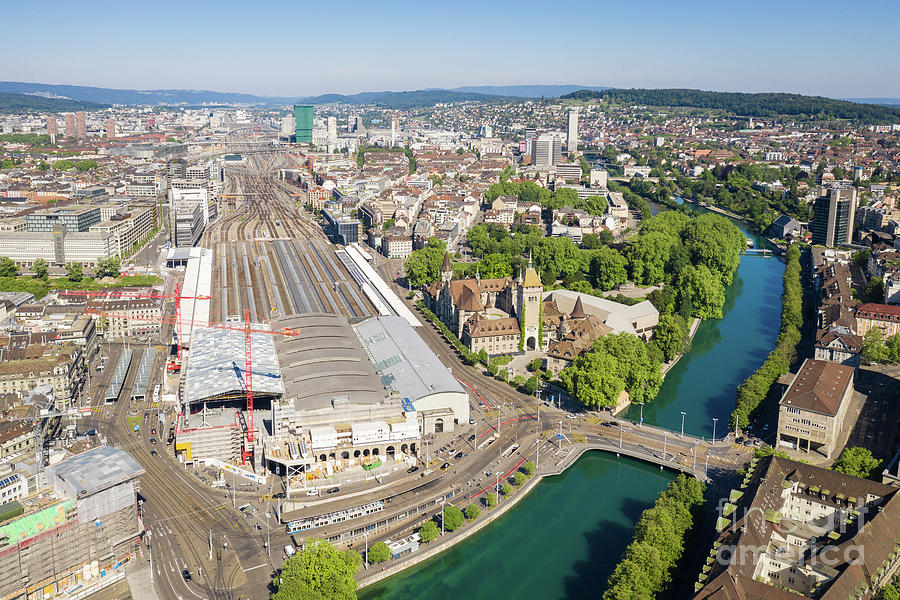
440 252 452 283
517 257 543 350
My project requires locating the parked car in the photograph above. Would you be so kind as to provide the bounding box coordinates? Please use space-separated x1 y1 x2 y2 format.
407 466 419 474
454 452 464 460
326 487 339 494
441 462 451 471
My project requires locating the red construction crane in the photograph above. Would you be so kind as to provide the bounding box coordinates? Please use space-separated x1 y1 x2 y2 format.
62 286 211 372
85 307 298 462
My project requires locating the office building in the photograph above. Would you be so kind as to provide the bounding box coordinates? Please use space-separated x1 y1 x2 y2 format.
566 108 578 153
811 186 857 247
354 116 365 134
64 113 75 138
323 209 361 245
172 202 204 247
26 206 101 233
104 118 115 139
166 158 187 184
532 134 563 167
294 105 313 143
75 111 86 138
46 116 57 143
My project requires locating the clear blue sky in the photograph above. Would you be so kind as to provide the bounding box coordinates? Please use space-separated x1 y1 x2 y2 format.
4 0 899 98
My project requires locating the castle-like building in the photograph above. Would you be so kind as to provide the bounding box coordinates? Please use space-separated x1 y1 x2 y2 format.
424 253 660 369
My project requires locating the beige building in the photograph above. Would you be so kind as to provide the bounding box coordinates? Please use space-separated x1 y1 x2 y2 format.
86 298 162 339
856 302 900 338
777 358 854 458
0 343 83 406
0 421 35 461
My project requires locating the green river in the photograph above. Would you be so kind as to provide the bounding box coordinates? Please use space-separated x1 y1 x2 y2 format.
361 203 785 599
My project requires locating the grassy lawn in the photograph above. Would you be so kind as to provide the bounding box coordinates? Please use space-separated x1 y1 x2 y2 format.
0 274 162 299
126 415 143 431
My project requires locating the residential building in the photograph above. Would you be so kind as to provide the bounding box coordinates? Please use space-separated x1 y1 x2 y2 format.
64 113 75 138
532 134 563 167
86 298 162 339
104 118 115 139
381 235 412 259
75 111 86 138
776 358 854 458
695 454 900 600
0 422 35 461
856 303 900 338
811 186 857 247
566 107 578 153
0 343 83 406
45 116 57 142
768 214 802 239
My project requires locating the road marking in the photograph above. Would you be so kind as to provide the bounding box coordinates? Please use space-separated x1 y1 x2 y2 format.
243 564 268 572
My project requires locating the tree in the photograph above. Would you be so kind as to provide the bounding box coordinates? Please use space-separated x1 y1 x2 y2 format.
523 375 539 396
0 257 18 278
94 257 120 279
404 238 447 288
484 492 497 508
477 348 489 366
442 505 464 531
862 328 890 364
512 472 527 486
477 253 513 279
832 447 882 479
367 541 391 564
272 538 359 600
865 277 885 303
418 520 439 543
32 258 48 280
65 262 83 282
501 482 513 496
523 461 536 476
464 504 481 520
675 264 726 319
530 358 543 372
651 314 689 362
589 247 628 291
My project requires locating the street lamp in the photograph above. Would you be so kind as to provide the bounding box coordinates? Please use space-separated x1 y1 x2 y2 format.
638 402 644 427
680 411 686 438
712 418 718 444
147 530 152 584
363 531 369 568
440 500 446 535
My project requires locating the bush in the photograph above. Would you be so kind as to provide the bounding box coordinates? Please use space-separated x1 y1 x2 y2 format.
418 520 439 543
464 504 481 520
367 541 391 564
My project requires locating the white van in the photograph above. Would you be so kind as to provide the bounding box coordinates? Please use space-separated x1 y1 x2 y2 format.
284 545 296 558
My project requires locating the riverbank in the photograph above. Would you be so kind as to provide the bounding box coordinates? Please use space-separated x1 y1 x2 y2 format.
358 451 678 599
358 439 708 592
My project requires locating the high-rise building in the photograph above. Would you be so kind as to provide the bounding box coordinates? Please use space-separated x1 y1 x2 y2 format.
75 111 86 138
327 116 338 142
811 186 857 247
524 127 537 156
46 116 57 143
65 113 75 138
566 108 579 153
293 105 313 144
532 134 563 167
104 118 116 139
281 115 295 135
354 116 365 134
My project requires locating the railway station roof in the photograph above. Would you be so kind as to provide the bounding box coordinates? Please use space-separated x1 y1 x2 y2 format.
353 316 465 401
184 324 285 404
272 313 387 410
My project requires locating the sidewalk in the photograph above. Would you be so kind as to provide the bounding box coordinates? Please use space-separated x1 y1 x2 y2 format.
126 547 160 600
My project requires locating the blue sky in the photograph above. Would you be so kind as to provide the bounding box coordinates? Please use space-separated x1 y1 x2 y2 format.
4 0 899 98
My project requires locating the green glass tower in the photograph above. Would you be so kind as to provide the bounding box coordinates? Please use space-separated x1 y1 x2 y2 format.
293 104 313 144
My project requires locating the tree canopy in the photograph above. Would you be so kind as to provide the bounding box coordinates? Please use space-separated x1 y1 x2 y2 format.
273 538 360 600
832 447 882 479
404 238 447 288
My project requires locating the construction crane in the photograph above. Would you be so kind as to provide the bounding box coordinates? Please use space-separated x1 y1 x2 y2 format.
84 307 299 463
61 286 211 373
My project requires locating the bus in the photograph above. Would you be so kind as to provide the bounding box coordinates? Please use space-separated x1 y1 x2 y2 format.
285 500 385 534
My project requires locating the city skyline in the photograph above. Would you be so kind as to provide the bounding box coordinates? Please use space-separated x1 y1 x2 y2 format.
3 0 899 98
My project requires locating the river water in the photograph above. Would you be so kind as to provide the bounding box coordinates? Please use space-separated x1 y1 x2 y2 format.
360 202 784 599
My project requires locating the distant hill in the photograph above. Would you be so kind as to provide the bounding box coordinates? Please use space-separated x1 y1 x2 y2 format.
302 89 509 108
450 85 611 98
845 98 900 108
561 88 900 124
0 92 108 113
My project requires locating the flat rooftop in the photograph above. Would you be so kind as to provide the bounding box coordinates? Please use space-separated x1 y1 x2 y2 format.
45 446 144 499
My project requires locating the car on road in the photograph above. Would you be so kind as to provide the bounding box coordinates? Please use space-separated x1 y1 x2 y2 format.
150 450 157 456
441 462 451 471
87 429 97 436
743 439 754 446
305 490 318 496
454 452 464 460
149 438 157 444
469 434 476 441
407 466 419 473
151 428 157 435
469 417 475 424
182 569 191 581
273 492 285 499
566 414 577 419
327 487 339 494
